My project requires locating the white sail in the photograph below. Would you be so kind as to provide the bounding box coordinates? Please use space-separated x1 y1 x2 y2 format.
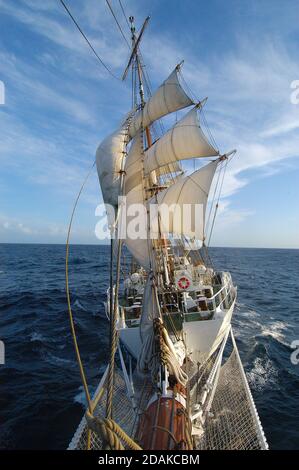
150 161 218 241
96 125 127 207
125 237 151 269
121 183 151 269
124 131 143 195
155 162 182 177
128 65 193 138
124 132 182 195
144 107 218 175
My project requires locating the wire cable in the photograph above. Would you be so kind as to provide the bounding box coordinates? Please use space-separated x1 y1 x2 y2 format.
106 0 130 48
207 159 228 247
118 0 131 30
58 0 120 80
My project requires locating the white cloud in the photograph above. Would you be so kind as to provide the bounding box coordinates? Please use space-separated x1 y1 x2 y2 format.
0 212 100 244
0 214 35 236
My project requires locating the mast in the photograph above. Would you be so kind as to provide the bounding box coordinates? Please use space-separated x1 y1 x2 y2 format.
126 20 189 450
127 16 171 292
128 16 152 147
107 16 153 419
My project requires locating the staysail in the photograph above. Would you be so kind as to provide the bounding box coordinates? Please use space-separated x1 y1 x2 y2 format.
96 125 127 207
144 107 219 175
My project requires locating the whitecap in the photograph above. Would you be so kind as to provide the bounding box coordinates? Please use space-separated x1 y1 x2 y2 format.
30 332 44 342
41 351 73 366
247 356 279 391
73 386 87 407
260 321 290 345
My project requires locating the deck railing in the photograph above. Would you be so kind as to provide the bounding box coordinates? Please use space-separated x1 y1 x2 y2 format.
110 274 236 327
184 279 236 319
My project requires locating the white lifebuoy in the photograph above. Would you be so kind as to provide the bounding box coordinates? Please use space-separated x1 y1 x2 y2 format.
178 276 191 290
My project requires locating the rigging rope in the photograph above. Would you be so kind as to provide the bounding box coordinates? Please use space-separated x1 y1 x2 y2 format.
58 0 121 80
106 0 130 48
106 240 122 419
65 161 96 414
106 118 132 419
118 0 131 30
207 158 228 247
64 144 142 450
85 410 142 450
205 163 223 236
178 69 219 152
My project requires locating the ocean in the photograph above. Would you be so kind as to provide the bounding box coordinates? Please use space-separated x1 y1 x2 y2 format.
0 243 298 449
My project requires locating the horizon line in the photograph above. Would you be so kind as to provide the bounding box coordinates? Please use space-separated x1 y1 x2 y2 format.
0 242 298 250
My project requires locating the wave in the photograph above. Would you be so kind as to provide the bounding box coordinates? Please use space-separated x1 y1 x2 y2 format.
260 321 290 347
30 332 45 342
1 244 298 449
72 299 88 311
73 386 87 407
70 257 88 266
40 351 74 367
247 356 279 392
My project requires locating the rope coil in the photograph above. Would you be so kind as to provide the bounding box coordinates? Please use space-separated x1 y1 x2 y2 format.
85 410 142 450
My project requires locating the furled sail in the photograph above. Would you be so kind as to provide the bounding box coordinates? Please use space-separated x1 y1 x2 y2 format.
138 276 188 386
96 125 127 207
150 161 218 242
144 107 219 175
128 65 194 138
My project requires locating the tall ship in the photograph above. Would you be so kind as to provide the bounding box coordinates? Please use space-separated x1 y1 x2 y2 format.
67 15 268 451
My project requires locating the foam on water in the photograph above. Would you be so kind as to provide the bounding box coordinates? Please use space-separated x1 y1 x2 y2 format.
247 356 279 392
260 321 290 345
30 332 45 342
73 386 87 407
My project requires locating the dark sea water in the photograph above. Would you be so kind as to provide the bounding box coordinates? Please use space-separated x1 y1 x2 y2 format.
0 244 298 450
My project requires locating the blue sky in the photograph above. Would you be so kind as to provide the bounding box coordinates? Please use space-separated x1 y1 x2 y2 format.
0 0 299 248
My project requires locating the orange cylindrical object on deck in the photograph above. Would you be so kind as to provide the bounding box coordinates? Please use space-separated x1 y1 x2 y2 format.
137 396 191 450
